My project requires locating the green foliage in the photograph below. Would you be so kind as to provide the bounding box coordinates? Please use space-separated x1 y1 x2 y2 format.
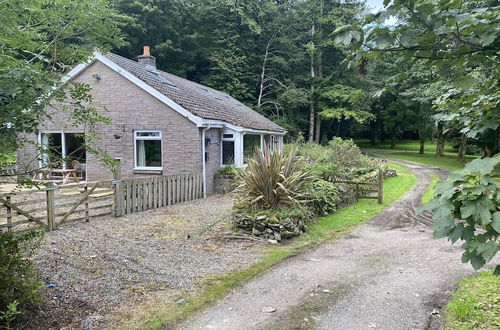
418 156 500 272
216 165 236 177
234 145 313 209
0 0 124 176
306 180 340 216
0 229 44 328
306 138 373 181
445 271 500 330
334 0 500 140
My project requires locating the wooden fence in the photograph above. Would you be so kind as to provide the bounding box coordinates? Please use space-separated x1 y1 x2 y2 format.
115 173 202 216
0 181 115 233
0 172 203 232
335 169 384 204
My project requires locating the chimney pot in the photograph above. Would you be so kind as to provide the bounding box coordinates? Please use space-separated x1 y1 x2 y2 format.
137 45 156 69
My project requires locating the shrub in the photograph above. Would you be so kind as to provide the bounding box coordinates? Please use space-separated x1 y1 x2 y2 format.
306 180 340 216
0 229 43 328
216 165 236 177
290 138 377 181
234 144 313 209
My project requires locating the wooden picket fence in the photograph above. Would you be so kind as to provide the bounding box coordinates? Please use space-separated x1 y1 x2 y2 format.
334 168 384 204
115 173 202 216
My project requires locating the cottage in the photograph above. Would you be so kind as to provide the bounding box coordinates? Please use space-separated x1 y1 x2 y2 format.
20 47 285 195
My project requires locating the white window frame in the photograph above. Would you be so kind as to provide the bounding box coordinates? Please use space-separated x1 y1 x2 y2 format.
38 131 88 181
220 129 236 167
134 130 163 170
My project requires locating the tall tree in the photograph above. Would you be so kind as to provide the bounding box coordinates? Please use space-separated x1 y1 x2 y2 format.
0 0 123 173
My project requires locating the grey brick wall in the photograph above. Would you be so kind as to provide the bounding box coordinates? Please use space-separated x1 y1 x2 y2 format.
204 128 221 195
19 60 213 189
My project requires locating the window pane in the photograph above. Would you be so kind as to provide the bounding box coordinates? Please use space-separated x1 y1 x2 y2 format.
222 134 233 139
41 133 62 167
243 134 261 161
136 140 161 167
64 133 86 168
136 131 160 138
222 141 234 165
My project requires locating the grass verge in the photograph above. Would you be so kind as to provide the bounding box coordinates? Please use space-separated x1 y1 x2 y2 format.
445 271 500 330
118 163 416 329
421 173 440 205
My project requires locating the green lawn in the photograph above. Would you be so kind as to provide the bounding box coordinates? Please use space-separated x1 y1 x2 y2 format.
118 163 416 329
355 139 456 153
445 271 500 330
354 139 476 171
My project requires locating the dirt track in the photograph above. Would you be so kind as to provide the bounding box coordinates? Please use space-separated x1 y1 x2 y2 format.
180 160 498 330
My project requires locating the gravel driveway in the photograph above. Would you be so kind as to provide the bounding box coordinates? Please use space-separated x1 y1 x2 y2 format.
29 194 264 329
181 161 499 330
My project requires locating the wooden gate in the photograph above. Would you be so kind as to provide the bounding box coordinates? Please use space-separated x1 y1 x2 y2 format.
335 169 384 204
0 181 115 232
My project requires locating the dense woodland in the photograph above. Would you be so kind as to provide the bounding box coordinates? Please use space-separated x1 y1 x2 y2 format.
110 0 499 157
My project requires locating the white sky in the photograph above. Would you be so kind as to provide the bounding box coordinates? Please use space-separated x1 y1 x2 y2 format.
365 0 385 13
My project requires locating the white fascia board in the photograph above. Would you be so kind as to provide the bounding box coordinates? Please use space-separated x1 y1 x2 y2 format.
62 57 97 84
222 122 286 136
93 51 204 127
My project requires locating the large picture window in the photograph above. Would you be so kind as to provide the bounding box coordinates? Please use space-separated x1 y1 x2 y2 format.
40 132 86 169
243 134 261 163
134 131 162 169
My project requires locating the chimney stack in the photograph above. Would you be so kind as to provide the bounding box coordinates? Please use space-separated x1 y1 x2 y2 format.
137 46 156 69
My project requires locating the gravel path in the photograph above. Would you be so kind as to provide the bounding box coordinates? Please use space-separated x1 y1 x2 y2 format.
181 161 499 330
29 194 264 329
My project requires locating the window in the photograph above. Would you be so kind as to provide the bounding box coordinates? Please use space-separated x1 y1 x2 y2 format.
221 133 235 165
134 131 162 169
40 132 86 169
243 134 261 162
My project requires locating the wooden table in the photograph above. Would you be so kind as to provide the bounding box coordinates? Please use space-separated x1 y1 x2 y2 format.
33 168 80 184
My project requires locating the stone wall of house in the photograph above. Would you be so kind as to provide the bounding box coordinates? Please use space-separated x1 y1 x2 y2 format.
20 61 205 186
204 128 221 195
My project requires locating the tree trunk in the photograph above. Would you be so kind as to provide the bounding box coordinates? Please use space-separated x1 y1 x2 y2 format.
390 131 396 149
418 130 425 154
435 124 448 158
314 112 321 143
257 36 272 112
457 134 467 162
308 23 316 142
314 0 324 144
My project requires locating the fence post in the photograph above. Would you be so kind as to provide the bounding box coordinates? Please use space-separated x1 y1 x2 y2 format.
46 188 56 231
6 196 12 232
113 162 124 217
84 185 90 222
378 168 384 204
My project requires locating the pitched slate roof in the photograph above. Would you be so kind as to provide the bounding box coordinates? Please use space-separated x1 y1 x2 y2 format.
104 53 284 133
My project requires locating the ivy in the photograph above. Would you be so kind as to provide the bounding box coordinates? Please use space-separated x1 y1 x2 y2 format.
418 156 500 274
